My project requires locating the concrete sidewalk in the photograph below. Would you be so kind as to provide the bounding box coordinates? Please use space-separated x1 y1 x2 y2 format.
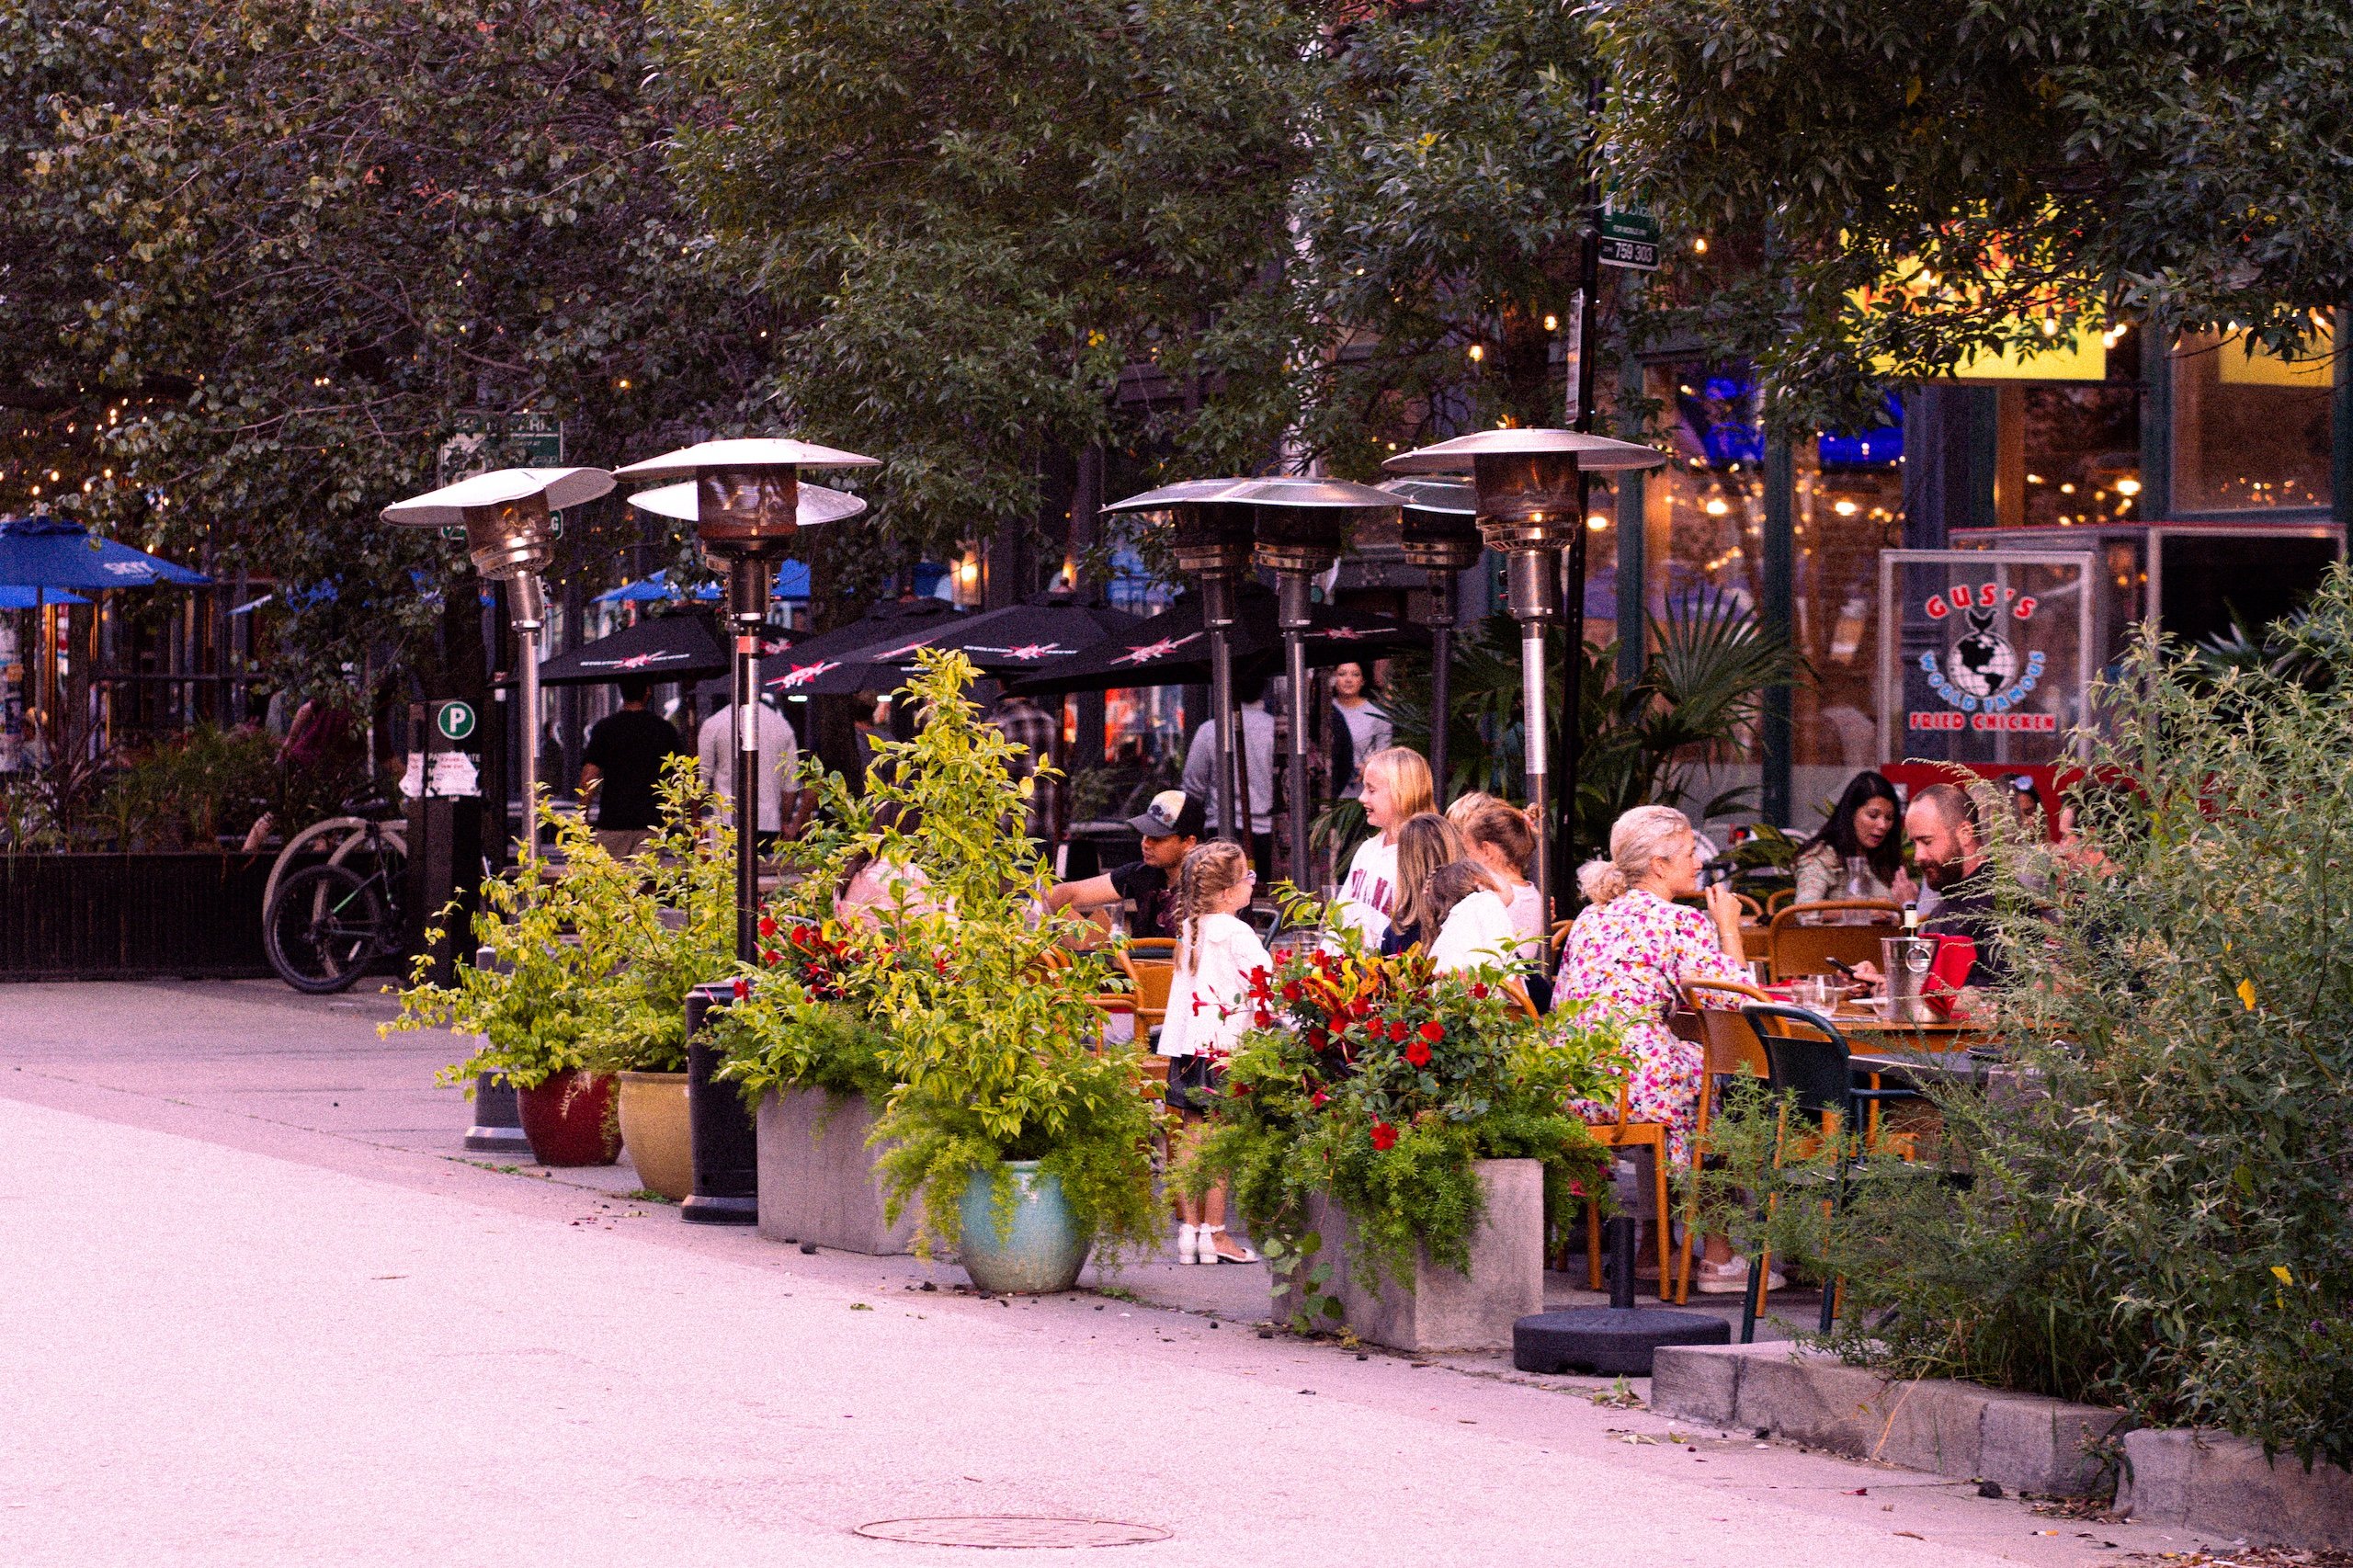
0 982 2213 1565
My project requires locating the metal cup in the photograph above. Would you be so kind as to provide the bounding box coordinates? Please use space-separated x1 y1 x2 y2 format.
1882 935 1938 1023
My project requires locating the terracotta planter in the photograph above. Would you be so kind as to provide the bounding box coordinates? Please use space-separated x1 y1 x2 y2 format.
516 1070 621 1167
616 1071 693 1199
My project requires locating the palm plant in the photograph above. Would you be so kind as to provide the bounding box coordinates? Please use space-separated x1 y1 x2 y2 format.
1381 596 1802 856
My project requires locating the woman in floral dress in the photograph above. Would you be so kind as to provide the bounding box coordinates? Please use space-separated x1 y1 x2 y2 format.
1556 805 1766 1289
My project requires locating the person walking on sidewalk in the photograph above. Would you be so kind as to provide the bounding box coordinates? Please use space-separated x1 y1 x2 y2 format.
578 677 684 858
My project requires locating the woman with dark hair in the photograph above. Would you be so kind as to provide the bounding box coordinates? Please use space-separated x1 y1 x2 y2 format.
1792 770 1914 906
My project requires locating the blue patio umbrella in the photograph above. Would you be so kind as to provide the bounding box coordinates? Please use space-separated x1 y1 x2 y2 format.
0 586 91 608
595 561 813 604
0 517 210 590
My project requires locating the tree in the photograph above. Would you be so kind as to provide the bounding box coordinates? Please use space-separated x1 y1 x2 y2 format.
654 0 1318 565
3 0 775 688
1295 0 1615 475
1590 0 2353 429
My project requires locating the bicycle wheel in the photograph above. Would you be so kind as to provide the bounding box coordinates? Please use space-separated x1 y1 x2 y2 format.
265 863 390 994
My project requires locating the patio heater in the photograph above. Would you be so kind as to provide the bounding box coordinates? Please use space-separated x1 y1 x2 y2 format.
1231 478 1400 887
381 466 616 853
1382 431 1664 924
383 466 614 1155
1101 481 1260 853
1379 477 1481 799
613 437 877 1226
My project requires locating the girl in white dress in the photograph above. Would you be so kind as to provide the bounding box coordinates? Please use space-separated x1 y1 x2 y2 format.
1159 840 1270 1265
1336 746 1434 944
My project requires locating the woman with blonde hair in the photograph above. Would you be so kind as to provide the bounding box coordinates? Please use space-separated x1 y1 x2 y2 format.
1157 839 1268 1265
1555 804 1756 1289
1336 745 1435 942
1379 812 1467 955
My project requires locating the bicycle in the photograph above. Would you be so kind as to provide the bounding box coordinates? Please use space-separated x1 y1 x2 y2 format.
261 795 410 916
264 804 410 994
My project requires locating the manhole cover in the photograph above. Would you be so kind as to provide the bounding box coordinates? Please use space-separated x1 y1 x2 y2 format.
853 1517 1170 1549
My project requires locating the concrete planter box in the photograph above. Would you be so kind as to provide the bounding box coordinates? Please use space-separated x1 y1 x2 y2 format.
2119 1428 2353 1550
1653 1341 2129 1496
1274 1157 1542 1353
755 1087 917 1256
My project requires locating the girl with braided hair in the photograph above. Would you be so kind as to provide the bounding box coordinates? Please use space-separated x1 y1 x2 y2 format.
1156 839 1267 1264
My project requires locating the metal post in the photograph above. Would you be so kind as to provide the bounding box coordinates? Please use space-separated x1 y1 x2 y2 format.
1278 571 1313 886
1427 570 1458 800
1201 571 1242 848
1506 548 1561 922
509 573 546 858
1566 82 1604 891
729 557 772 962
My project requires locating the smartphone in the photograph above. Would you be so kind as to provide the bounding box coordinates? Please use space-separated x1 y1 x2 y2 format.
1824 956 1859 982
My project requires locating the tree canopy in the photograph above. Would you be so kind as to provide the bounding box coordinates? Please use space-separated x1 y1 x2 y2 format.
1592 0 2353 426
3 0 767 686
656 0 1319 560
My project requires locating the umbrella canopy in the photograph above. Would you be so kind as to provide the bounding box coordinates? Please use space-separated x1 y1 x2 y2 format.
1006 585 1423 697
774 597 1147 698
0 586 91 608
759 597 965 698
595 562 813 604
536 613 733 687
0 517 210 589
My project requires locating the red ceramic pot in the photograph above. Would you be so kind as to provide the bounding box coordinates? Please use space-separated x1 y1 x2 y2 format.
515 1070 622 1166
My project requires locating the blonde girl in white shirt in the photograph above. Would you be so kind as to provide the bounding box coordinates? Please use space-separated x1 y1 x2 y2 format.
1158 839 1269 1265
1336 745 1435 944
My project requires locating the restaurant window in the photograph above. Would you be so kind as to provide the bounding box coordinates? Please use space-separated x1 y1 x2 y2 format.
1642 365 1768 801
2170 326 2336 514
1995 384 2143 528
1793 397 1904 796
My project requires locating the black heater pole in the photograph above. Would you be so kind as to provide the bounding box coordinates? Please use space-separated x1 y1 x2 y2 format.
1561 71 1607 904
728 556 772 961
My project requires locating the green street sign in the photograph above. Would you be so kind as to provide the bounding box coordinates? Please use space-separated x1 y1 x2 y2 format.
1598 210 1661 272
434 701 477 743
438 409 565 484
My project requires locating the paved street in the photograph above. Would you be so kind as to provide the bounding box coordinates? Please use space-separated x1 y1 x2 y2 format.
0 981 2215 1566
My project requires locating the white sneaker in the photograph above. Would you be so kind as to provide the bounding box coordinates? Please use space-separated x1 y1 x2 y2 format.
1695 1255 1786 1294
1176 1222 1199 1264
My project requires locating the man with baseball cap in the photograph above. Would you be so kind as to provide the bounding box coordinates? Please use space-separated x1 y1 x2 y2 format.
1044 789 1205 941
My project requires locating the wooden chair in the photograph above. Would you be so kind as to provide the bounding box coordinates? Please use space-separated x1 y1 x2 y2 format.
1674 978 1771 1302
1581 1084 1676 1302
1114 950 1175 1035
1763 887 1795 917
1123 937 1177 962
1767 900 1901 981
1733 892 1764 921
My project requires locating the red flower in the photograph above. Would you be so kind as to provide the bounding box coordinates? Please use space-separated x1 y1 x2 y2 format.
730 977 749 1001
1281 982 1302 1003
1419 1020 1445 1044
761 949 779 966
1311 1089 1328 1108
1307 1028 1329 1051
757 914 777 938
1387 1019 1409 1043
933 955 949 975
1404 1040 1431 1068
1230 1079 1251 1096
1253 1009 1273 1028
1370 1121 1398 1152
1470 982 1489 1000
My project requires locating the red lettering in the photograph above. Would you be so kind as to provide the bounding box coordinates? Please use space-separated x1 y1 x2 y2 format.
1907 710 1967 731
1925 594 1949 619
2012 596 2038 619
1970 711 2057 733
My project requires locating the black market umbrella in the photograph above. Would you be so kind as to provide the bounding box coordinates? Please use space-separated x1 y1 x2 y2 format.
773 597 1147 699
760 597 964 699
533 612 794 687
1005 585 1424 698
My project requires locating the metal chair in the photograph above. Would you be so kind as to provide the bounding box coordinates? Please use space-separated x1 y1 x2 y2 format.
1673 978 1771 1302
1733 1002 1926 1341
1767 900 1901 980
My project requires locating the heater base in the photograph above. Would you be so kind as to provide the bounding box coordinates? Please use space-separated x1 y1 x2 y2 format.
1511 1307 1731 1377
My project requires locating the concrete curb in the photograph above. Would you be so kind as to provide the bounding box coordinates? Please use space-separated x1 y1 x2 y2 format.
754 1087 917 1256
1652 1341 2127 1496
2118 1428 2353 1549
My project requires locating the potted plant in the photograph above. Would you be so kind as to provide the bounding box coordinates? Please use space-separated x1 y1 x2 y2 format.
563 765 733 1199
1185 921 1619 1350
771 652 1161 1290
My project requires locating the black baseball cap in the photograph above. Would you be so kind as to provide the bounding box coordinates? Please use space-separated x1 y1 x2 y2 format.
1129 789 1206 840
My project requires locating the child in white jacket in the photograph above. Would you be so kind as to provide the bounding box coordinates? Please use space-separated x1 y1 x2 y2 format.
1157 839 1268 1265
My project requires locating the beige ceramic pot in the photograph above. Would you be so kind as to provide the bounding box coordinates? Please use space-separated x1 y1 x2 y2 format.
616 1070 693 1200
